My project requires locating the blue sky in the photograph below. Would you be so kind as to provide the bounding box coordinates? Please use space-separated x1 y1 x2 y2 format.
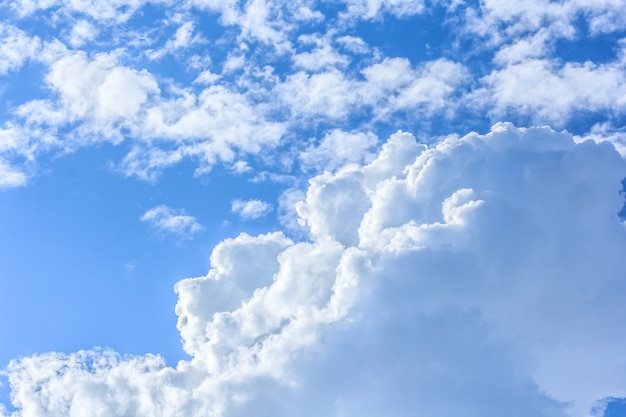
1 1 626 416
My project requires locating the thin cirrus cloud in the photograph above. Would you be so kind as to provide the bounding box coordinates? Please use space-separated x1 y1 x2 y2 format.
140 205 203 238
4 125 626 417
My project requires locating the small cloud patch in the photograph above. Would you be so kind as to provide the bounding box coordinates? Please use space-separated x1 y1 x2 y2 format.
231 199 273 220
141 205 203 238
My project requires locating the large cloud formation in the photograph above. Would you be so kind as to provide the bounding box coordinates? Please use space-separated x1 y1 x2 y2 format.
2 123 625 417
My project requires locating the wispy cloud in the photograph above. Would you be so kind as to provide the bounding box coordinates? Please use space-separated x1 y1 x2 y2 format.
231 199 273 220
140 205 203 238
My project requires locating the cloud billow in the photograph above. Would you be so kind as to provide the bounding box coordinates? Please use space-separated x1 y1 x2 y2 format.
3 124 625 417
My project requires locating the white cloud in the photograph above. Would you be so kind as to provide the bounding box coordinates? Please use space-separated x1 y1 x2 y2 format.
0 159 27 188
277 69 357 120
68 20 98 47
493 30 550 65
140 205 203 237
0 24 40 75
147 21 201 60
170 21 196 49
188 0 322 51
299 129 378 172
14 50 284 180
231 199 273 220
335 35 370 54
340 0 425 20
277 57 468 123
193 69 221 85
10 0 169 22
473 58 626 125
16 51 160 142
4 124 626 417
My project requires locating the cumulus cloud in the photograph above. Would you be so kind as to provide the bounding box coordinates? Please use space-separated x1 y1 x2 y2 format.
231 199 273 220
140 205 203 238
68 20 98 48
13 49 285 180
575 123 626 157
3 124 626 417
6 0 625 184
16 51 160 142
277 57 468 122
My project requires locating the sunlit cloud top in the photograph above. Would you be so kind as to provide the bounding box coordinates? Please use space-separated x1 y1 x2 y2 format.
1 1 626 417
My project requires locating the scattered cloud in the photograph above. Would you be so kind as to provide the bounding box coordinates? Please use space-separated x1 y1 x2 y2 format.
0 24 40 75
575 122 626 158
2 0 625 182
68 20 98 48
340 0 425 20
473 57 626 126
140 205 203 238
231 199 273 220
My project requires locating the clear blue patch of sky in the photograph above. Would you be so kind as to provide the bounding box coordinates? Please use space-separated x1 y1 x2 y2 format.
350 5 453 64
0 140 285 372
0 63 49 121
554 15 626 65
603 397 626 417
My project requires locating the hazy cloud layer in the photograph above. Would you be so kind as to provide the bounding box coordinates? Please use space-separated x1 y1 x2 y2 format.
3 125 625 417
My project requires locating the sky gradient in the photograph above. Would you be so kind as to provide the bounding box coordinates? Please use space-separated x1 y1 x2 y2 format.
1 0 626 416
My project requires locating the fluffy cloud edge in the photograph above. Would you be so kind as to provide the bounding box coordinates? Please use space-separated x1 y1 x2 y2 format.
2 123 626 417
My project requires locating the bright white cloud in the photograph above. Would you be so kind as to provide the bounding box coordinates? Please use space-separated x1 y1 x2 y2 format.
11 0 170 22
68 20 98 47
299 129 378 172
13 49 285 180
231 198 273 220
0 24 40 75
4 124 626 417
140 205 203 237
473 58 626 125
0 159 27 188
340 0 425 20
1 1 625 416
462 0 626 51
5 0 624 184
277 57 468 123
16 51 160 143
292 33 351 72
